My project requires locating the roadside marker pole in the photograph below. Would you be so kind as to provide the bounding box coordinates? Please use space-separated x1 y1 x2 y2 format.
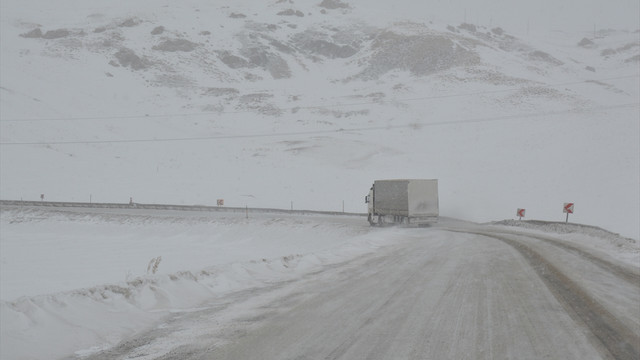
563 203 574 223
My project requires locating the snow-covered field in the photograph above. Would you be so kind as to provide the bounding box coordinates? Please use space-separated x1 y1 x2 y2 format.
0 206 400 359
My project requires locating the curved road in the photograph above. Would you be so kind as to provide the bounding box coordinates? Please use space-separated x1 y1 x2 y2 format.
77 225 639 360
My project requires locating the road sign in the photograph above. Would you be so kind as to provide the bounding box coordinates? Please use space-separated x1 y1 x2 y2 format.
563 203 574 214
563 202 574 223
517 208 525 218
217 199 224 206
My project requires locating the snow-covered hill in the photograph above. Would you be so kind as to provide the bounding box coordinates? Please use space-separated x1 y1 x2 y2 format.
1 0 639 238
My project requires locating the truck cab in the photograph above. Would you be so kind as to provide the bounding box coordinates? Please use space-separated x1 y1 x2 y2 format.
365 186 375 224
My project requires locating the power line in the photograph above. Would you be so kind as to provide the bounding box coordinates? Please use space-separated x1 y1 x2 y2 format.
1 74 637 123
1 103 636 146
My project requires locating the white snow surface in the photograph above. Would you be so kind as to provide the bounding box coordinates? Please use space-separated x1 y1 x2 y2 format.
1 206 638 360
0 0 639 358
1 206 397 359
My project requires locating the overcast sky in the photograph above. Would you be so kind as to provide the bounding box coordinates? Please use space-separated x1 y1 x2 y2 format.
1 0 638 37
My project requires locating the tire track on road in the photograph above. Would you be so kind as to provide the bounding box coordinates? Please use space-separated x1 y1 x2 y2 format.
450 229 640 360
483 228 640 285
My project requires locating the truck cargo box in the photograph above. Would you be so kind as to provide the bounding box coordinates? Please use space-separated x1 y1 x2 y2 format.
367 179 438 225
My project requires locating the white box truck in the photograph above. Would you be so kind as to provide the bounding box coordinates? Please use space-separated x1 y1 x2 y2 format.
365 179 439 226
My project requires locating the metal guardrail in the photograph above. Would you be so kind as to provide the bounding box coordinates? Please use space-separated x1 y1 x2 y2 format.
0 199 366 217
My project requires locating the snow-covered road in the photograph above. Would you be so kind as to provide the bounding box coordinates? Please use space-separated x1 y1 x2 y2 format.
68 221 639 360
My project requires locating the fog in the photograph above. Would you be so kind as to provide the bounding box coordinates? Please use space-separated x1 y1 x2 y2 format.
350 0 640 36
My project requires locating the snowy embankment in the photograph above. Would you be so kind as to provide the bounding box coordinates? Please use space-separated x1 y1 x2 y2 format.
0 206 395 360
489 219 640 268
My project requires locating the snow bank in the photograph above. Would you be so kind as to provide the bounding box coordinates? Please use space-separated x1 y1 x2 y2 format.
490 219 639 267
0 206 395 360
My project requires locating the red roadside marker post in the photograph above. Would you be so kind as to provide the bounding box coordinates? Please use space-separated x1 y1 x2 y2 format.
517 208 525 220
563 203 574 223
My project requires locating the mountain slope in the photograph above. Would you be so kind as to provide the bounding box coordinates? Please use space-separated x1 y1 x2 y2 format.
1 0 638 238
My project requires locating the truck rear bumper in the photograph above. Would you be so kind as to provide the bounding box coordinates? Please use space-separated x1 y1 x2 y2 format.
368 214 438 226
